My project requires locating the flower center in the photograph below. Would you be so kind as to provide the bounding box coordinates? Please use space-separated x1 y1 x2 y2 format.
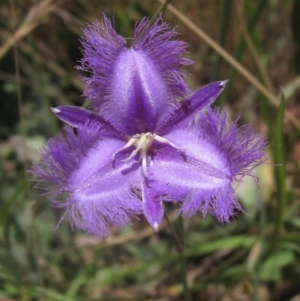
112 132 183 176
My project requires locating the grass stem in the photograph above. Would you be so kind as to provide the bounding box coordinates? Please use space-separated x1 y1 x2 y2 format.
165 213 191 301
271 94 287 251
159 0 300 130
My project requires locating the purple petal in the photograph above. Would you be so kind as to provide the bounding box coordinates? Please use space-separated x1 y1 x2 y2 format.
103 49 172 134
69 154 142 237
31 124 143 238
51 106 124 138
142 180 164 230
150 133 231 198
157 81 227 134
78 16 193 134
149 109 266 222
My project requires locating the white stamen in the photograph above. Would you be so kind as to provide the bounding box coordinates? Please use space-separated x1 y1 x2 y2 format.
125 146 142 161
153 134 184 152
112 136 137 160
112 132 184 175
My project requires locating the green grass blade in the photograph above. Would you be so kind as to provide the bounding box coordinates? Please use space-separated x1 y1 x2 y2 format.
272 93 287 250
213 0 231 80
219 0 267 103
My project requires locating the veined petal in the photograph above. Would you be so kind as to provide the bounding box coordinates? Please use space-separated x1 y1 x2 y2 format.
31 124 142 238
150 133 231 199
150 147 239 223
69 156 142 237
51 106 125 138
152 127 232 217
78 16 193 134
104 49 171 134
149 109 266 222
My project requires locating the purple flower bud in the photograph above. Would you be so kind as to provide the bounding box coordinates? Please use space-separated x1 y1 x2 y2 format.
31 15 266 238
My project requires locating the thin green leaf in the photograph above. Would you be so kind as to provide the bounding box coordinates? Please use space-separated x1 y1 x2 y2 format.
272 93 287 250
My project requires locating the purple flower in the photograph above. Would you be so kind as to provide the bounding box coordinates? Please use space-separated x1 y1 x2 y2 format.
31 16 266 238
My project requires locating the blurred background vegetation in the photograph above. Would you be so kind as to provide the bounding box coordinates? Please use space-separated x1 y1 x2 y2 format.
1 0 300 300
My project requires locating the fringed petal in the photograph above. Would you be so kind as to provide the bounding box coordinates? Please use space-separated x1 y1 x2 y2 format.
133 16 193 99
179 187 241 223
31 124 102 188
102 48 172 134
31 124 143 238
149 109 266 222
194 108 267 178
78 15 126 107
78 15 193 134
68 157 142 237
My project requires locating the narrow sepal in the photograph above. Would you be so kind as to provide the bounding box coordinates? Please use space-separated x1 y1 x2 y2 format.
142 180 164 230
189 80 228 110
51 106 124 138
157 81 227 134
